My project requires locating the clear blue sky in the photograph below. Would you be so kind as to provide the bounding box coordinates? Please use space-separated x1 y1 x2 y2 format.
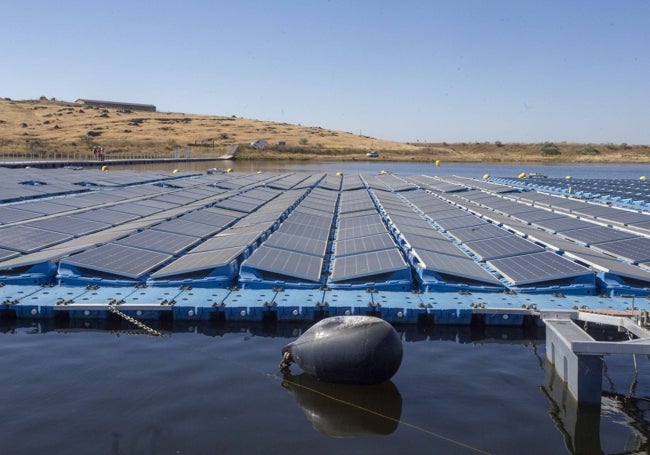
2 0 649 144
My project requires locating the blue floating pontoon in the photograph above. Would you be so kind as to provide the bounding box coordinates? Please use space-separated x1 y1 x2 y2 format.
1 168 650 325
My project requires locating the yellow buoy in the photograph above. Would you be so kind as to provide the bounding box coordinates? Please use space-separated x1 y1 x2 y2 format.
101 165 108 171
257 170 263 174
483 173 490 180
226 168 232 173
518 172 527 179
435 160 441 167
565 175 572 180
640 176 647 181
336 172 343 176
172 169 179 173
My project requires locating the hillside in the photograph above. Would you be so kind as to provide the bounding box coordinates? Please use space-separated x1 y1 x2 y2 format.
1 98 649 163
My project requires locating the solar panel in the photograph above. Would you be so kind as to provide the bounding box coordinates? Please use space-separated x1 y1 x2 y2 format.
338 214 384 231
73 209 141 226
213 198 260 213
263 231 328 256
414 249 502 285
339 208 379 219
61 243 171 279
464 235 545 261
0 206 39 224
496 203 540 216
0 248 19 262
26 216 111 236
487 251 592 285
340 200 376 214
337 222 387 240
294 205 334 217
72 192 124 205
0 225 73 253
435 215 486 231
285 211 333 230
107 202 162 217
279 220 330 240
628 220 650 232
330 249 407 282
116 230 199 254
402 232 466 256
510 208 565 224
560 226 637 245
335 232 396 257
531 217 594 233
179 209 238 227
598 210 650 226
15 201 73 215
550 199 591 211
190 231 263 253
152 219 224 238
150 246 244 278
591 237 650 263
151 193 192 206
394 222 440 238
132 199 179 211
242 245 323 282
447 223 510 243
571 204 620 218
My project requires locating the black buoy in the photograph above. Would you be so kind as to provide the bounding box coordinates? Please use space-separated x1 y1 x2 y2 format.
280 315 403 384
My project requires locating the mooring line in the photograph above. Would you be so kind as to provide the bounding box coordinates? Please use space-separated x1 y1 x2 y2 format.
275 373 493 455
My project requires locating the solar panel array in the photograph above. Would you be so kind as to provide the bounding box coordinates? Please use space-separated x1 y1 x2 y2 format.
330 189 408 283
240 187 336 284
5 168 650 294
371 188 503 287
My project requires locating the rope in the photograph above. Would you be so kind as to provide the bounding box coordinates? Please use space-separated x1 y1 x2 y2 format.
107 303 164 337
279 375 493 455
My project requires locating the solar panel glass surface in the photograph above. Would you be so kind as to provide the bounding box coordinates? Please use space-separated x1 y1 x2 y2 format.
330 249 407 281
243 245 323 282
61 243 171 279
487 251 592 285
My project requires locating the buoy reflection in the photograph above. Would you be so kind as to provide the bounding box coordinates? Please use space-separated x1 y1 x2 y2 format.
281 372 402 437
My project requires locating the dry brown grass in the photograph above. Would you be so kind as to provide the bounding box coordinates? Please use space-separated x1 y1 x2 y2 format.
1 98 649 163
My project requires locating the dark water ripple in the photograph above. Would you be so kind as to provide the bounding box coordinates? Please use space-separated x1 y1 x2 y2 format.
2 322 650 454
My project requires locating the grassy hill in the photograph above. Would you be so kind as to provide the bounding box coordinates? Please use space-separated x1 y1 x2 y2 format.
1 98 649 163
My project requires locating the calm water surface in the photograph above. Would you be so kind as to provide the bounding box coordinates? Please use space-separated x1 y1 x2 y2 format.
1 321 649 454
3 162 650 454
116 159 650 180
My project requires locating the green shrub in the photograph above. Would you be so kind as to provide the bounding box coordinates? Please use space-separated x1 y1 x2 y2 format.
579 145 600 155
539 142 560 156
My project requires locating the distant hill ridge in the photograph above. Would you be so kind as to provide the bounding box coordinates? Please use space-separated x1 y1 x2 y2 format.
0 98 648 163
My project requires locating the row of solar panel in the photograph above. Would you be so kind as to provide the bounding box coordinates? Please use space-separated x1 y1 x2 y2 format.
3 169 650 293
513 177 650 201
240 186 337 283
434 177 650 283
329 189 409 284
444 181 650 266
376 189 504 287
376 185 597 288
0 172 325 282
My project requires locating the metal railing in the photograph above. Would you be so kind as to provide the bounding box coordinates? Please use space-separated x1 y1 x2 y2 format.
0 151 194 163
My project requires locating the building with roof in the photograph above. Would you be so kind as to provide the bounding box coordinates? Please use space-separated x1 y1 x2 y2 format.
75 99 156 112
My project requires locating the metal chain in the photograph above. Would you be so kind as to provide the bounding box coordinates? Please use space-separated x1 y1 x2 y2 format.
107 303 164 337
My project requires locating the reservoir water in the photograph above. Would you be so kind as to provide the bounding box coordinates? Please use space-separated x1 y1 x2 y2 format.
2 161 650 454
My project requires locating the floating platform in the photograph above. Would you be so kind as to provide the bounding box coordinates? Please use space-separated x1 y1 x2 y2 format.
2 167 650 325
